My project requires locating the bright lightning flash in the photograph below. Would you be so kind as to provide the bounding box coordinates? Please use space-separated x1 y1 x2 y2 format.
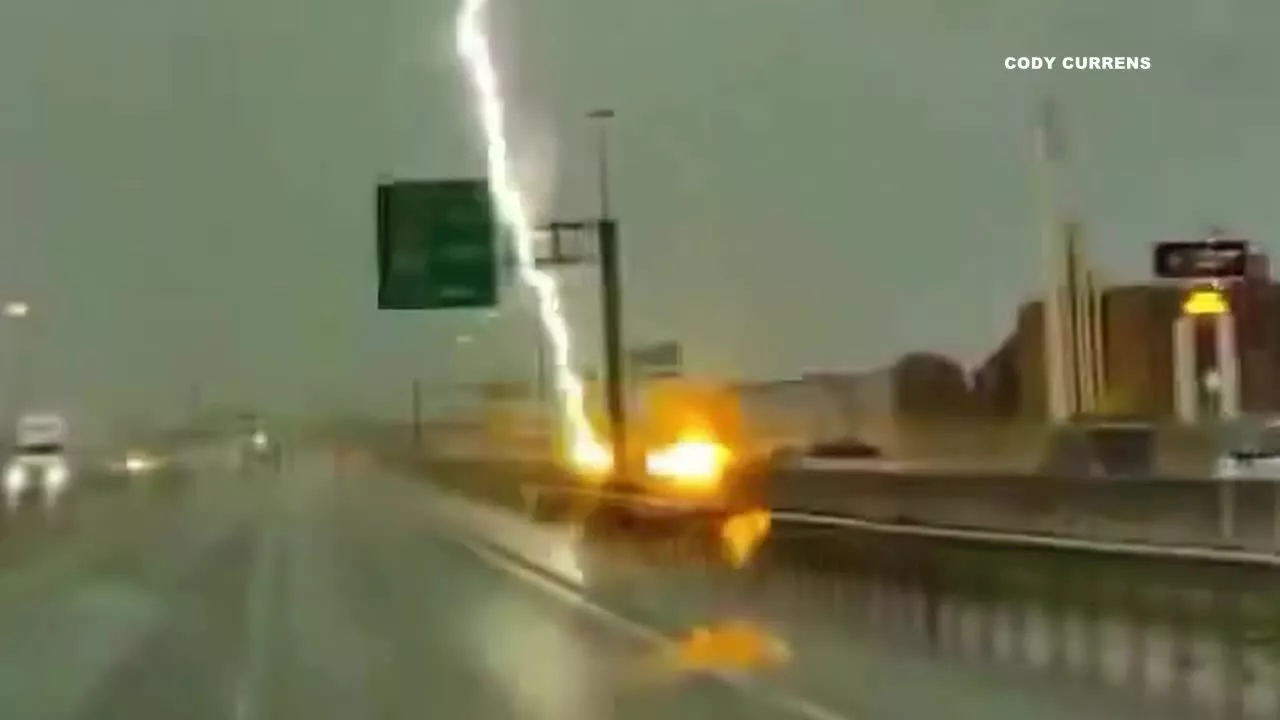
455 0 610 473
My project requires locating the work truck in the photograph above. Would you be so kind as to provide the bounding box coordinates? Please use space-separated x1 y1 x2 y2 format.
4 412 71 508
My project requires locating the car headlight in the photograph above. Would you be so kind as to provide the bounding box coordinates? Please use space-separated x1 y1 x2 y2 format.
124 453 157 474
645 439 732 488
44 460 69 491
4 464 27 495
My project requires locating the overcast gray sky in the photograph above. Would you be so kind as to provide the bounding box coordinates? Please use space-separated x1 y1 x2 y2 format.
0 0 1277 428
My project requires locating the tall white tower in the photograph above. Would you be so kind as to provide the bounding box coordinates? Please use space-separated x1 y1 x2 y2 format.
1035 99 1106 421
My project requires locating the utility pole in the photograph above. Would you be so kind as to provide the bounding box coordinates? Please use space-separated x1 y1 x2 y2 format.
589 109 627 482
533 108 628 481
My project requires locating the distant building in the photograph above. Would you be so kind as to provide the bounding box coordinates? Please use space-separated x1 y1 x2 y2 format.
971 335 1019 416
733 377 848 448
974 253 1280 418
734 354 974 450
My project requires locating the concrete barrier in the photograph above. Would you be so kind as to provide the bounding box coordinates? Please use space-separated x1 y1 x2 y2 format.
768 469 1280 553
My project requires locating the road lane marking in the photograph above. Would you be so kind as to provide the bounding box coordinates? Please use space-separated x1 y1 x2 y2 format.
233 507 282 720
453 533 853 720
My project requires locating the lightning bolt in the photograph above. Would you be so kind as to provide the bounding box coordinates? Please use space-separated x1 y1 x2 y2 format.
454 0 608 471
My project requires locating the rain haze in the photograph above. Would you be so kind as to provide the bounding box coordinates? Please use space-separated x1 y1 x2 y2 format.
0 0 1276 437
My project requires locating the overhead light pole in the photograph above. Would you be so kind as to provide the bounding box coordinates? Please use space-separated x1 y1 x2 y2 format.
534 108 629 480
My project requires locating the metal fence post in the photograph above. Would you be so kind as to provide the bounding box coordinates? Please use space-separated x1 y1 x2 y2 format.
1215 580 1247 720
1168 591 1194 710
1218 477 1237 544
1124 580 1150 698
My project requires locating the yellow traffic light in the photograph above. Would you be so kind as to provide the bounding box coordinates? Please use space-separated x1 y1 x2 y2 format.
1182 288 1229 317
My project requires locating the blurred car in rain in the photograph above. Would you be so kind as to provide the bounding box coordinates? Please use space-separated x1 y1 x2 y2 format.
3 413 72 510
102 448 190 493
234 418 283 473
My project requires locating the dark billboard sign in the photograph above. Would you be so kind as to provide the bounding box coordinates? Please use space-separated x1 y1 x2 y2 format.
1153 240 1249 280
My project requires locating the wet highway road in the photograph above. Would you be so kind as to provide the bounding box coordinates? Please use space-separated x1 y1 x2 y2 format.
0 455 833 720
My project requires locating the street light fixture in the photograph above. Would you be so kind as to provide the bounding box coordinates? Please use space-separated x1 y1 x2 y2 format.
3 302 28 423
587 108 616 218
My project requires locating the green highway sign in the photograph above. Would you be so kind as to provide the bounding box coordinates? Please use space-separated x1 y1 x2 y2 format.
376 179 498 309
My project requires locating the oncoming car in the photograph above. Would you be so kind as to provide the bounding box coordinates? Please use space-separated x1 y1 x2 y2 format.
235 424 282 472
108 448 169 481
3 413 71 509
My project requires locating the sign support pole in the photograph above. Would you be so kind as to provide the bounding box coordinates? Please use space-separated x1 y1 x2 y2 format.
534 217 628 479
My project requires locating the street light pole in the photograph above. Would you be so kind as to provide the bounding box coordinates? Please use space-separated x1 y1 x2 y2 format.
587 109 628 483
532 108 629 483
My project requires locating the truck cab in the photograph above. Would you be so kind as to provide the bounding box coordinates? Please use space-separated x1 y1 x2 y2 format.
4 413 71 508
